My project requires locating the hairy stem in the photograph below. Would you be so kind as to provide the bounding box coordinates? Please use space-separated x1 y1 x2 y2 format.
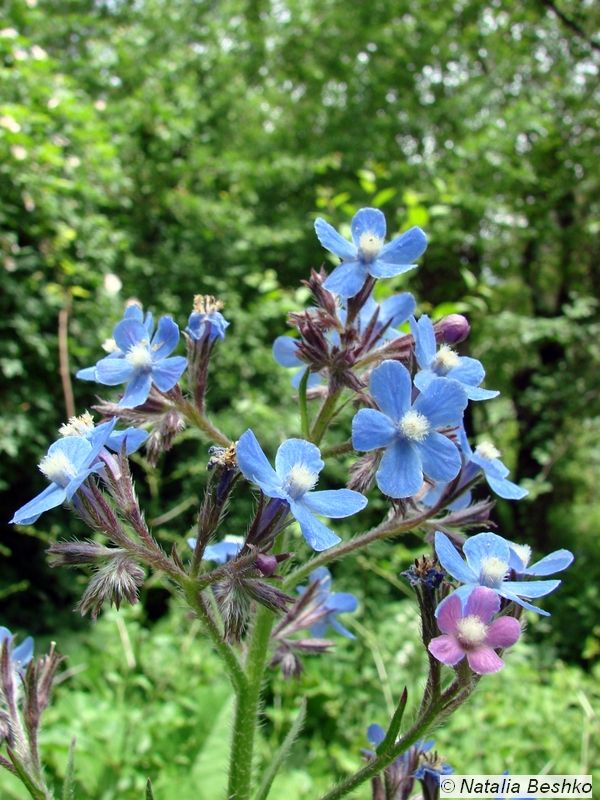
177 399 231 447
310 387 342 445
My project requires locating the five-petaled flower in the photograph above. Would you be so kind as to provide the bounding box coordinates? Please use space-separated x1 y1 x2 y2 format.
10 420 117 525
352 360 468 498
460 432 528 500
236 430 367 551
428 586 521 674
434 531 573 616
297 567 358 638
410 314 499 401
77 314 187 408
315 207 427 299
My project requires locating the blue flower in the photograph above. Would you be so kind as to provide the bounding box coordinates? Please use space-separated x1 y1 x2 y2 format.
413 754 453 782
297 567 358 638
315 208 427 299
10 421 116 525
0 627 34 673
236 430 367 551
434 531 573 616
186 535 244 563
272 336 324 389
186 296 229 342
460 432 528 500
77 315 187 408
352 360 468 498
58 412 148 456
410 314 498 401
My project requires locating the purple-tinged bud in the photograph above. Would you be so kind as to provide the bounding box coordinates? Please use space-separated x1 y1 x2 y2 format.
78 555 145 619
48 541 123 567
255 554 279 577
435 314 470 345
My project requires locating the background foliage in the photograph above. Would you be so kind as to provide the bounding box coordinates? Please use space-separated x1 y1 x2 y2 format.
1 0 599 795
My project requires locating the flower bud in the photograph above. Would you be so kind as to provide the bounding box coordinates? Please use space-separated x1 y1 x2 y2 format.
435 313 470 344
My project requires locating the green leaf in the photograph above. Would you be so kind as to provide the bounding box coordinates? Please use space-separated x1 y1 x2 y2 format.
146 779 155 800
62 738 77 800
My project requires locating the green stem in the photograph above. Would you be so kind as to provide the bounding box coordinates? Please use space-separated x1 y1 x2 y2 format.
298 368 310 439
6 749 51 800
320 440 353 459
177 399 231 446
182 581 246 693
309 388 342 445
228 606 275 800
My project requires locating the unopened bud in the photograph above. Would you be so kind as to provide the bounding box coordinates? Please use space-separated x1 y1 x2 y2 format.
48 540 122 567
435 313 470 344
78 556 145 619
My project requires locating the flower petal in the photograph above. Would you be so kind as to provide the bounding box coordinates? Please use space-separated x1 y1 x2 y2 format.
150 316 179 359
499 579 561 598
428 634 464 666
416 432 462 482
10 483 66 524
351 207 386 245
368 258 418 279
106 428 149 455
485 617 521 649
367 724 386 747
119 371 153 408
486 474 528 500
113 318 147 353
498 590 551 616
323 261 368 299
76 366 99 381
289 500 341 551
376 439 422 498
435 591 463 634
463 385 500 401
413 377 468 428
96 357 135 386
352 408 397 451
326 592 359 613
291 368 322 389
463 532 510 577
410 315 436 369
273 336 302 368
274 439 324 481
467 646 504 674
434 532 478 585
328 617 356 639
370 359 412 422
378 226 428 264
464 586 501 623
379 292 416 327
314 217 357 260
236 429 282 496
303 489 367 518
448 356 485 387
525 549 574 576
151 356 187 391
12 636 34 666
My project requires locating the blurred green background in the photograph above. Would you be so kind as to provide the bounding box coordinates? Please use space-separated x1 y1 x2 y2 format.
1 0 599 797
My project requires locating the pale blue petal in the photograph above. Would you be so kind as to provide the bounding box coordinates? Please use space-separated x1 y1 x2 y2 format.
413 377 467 428
326 592 358 613
463 385 500 401
498 590 551 616
151 316 179 359
289 500 341 551
351 408 397 451
96 357 135 386
203 540 243 563
470 452 509 479
525 549 574 576
410 315 436 369
275 439 323 481
119 371 153 408
48 436 93 469
124 305 144 322
273 336 302 368
448 357 485 387
378 226 427 264
434 584 475 618
351 207 386 246
413 369 435 393
416 432 462 482
376 439 422 498
76 366 98 381
303 489 367 518
434 532 478 584
113 319 147 352
486 473 528 500
314 217 357 260
87 417 117 462
12 636 34 666
323 261 368 299
368 258 418 279
328 617 356 639
143 311 154 336
107 428 149 455
291 368 322 389
370 360 412 422
152 356 187 391
367 724 386 747
463 532 510 576
310 566 332 591
11 483 66 524
237 429 282 496
380 293 416 327
65 467 96 500
501 579 561 598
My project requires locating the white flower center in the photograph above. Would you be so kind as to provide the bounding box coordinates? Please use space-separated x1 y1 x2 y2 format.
102 337 119 354
285 464 318 499
358 231 383 261
126 341 153 369
59 412 94 438
510 543 532 570
475 441 501 461
39 451 77 487
456 615 488 647
480 556 509 585
398 410 430 442
432 344 460 373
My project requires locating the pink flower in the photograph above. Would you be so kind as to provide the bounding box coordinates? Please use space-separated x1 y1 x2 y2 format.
428 587 521 674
